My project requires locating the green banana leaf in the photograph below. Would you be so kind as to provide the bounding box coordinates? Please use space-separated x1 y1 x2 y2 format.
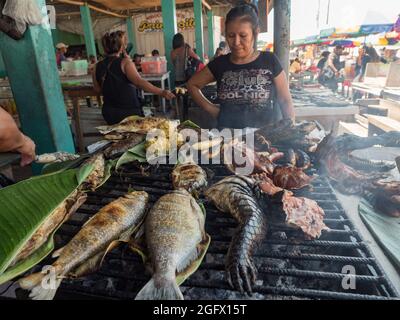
116 141 147 169
179 120 201 130
0 164 94 279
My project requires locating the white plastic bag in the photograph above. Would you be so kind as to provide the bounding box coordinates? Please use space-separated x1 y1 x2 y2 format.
2 0 43 34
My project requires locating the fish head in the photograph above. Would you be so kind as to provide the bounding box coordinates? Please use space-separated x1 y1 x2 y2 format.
125 191 149 202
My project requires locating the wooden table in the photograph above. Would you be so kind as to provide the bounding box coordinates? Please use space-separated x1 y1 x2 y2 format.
62 84 101 152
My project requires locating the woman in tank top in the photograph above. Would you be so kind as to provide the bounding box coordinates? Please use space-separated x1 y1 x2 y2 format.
92 31 175 125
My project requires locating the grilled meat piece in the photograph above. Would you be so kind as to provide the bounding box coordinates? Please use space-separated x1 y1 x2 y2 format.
19 191 149 300
103 133 145 159
271 190 329 240
171 163 208 195
205 176 267 295
136 189 206 300
272 166 315 190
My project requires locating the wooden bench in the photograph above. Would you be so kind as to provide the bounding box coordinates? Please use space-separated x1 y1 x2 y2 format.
365 114 400 136
337 121 368 137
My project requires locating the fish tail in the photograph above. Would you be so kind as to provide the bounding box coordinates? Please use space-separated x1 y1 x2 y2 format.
135 277 183 300
19 269 62 300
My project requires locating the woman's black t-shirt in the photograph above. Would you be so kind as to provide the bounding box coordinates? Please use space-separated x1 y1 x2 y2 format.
207 51 283 129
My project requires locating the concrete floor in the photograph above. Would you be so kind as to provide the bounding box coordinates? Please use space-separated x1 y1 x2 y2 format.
334 190 400 295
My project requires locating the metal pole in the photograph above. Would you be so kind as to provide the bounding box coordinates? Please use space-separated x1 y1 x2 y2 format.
273 0 291 77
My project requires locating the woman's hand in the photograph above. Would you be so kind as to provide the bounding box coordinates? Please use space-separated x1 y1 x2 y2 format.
16 134 36 167
161 90 176 100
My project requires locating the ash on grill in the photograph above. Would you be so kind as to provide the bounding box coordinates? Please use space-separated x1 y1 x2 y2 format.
15 164 399 300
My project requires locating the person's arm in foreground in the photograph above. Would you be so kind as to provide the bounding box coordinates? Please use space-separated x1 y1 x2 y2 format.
274 71 296 122
187 67 220 119
0 107 36 166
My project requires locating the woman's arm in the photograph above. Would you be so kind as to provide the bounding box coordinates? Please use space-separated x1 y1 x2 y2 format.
187 67 220 119
92 64 102 94
274 71 295 121
122 58 175 99
188 47 200 60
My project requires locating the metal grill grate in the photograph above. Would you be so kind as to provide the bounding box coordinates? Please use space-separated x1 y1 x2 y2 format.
14 164 400 300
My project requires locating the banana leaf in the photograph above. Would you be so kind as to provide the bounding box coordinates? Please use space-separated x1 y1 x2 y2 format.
41 155 90 175
0 164 94 279
179 120 201 130
116 141 147 169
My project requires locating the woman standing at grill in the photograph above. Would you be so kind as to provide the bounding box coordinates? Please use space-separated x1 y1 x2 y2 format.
187 3 295 129
93 31 175 125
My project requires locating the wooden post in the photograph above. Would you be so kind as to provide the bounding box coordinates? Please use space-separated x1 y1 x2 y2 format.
161 0 177 85
0 0 75 156
274 0 291 76
80 3 97 59
207 10 215 59
194 0 204 61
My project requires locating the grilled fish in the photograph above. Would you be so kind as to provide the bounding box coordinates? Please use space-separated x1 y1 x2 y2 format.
171 163 208 196
81 153 106 191
103 133 145 159
19 191 149 300
135 189 206 300
35 152 80 164
9 191 87 267
97 116 168 135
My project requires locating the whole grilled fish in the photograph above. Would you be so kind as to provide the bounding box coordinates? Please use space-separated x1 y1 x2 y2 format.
135 189 206 300
205 176 267 296
19 191 149 300
97 116 167 135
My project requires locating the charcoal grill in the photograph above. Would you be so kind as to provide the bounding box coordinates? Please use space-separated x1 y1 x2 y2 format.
9 164 400 300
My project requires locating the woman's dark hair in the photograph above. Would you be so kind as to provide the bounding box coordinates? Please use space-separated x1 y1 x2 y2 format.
225 2 260 49
321 51 330 58
366 46 380 62
152 49 160 56
172 33 185 49
102 31 126 55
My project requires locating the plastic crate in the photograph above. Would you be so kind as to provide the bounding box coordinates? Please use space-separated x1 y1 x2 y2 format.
61 60 88 76
141 58 167 74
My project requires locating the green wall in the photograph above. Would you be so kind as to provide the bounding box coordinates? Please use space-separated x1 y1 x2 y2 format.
51 29 85 47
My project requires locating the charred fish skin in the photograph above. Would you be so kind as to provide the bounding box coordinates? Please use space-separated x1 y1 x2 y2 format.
19 191 149 300
136 189 205 300
205 176 267 295
103 133 145 159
